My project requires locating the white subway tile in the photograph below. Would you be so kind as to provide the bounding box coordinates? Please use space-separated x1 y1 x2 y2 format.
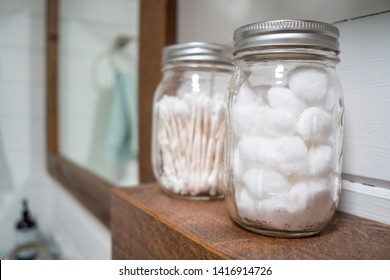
0 13 44 49
0 47 45 84
0 85 45 117
0 0 45 15
0 119 45 151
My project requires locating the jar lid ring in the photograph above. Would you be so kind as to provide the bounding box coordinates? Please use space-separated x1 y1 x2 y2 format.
233 19 340 54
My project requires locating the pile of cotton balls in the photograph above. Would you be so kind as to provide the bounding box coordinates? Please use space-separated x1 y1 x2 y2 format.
156 92 226 197
231 66 340 231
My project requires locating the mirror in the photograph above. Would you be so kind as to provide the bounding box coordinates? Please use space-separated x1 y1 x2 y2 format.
46 0 177 227
58 0 140 186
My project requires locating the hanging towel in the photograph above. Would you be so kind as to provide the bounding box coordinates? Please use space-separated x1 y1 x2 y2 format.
105 71 138 162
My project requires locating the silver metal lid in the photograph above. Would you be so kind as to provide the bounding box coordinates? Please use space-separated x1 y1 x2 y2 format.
163 42 232 65
233 20 340 54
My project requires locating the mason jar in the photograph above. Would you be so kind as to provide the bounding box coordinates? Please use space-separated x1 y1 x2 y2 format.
152 42 233 199
225 20 344 237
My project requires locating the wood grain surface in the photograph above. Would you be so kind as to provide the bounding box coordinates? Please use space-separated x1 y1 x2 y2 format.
111 183 390 259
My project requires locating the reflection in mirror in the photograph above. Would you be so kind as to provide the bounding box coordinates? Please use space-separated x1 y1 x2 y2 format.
58 0 139 186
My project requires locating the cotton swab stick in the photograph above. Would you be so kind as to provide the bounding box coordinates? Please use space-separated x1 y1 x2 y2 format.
157 92 226 197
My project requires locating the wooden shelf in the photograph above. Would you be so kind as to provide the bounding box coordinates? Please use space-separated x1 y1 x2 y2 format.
111 183 390 259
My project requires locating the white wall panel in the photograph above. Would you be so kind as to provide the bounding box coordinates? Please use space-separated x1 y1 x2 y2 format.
337 13 390 182
0 85 45 117
0 13 44 49
0 47 44 84
178 0 390 44
0 0 44 15
178 0 390 184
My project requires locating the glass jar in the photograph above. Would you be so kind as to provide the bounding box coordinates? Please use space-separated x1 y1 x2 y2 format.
225 20 344 237
152 42 233 199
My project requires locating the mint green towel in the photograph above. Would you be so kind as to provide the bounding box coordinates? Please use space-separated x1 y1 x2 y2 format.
105 71 138 162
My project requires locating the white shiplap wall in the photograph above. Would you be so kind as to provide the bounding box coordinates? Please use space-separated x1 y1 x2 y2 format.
335 13 390 223
0 0 110 259
178 0 390 44
178 0 390 224
337 13 390 183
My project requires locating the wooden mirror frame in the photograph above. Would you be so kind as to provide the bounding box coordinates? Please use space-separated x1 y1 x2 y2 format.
46 0 177 227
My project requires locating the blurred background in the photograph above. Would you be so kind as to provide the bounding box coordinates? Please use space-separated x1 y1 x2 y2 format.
0 0 389 259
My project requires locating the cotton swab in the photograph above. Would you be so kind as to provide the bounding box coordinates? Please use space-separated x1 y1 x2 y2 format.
157 92 226 197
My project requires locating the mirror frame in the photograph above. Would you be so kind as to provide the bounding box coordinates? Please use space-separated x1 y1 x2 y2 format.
46 0 177 227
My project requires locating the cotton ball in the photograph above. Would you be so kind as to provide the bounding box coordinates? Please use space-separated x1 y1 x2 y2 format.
257 193 296 230
231 148 244 178
291 178 335 225
236 187 259 221
289 179 317 212
310 85 338 112
235 83 264 106
237 136 268 168
258 106 295 137
254 177 335 231
289 67 329 101
260 183 312 231
323 86 336 112
259 183 307 215
297 107 333 141
243 169 291 199
267 86 306 115
231 102 261 136
267 136 307 175
253 85 270 97
307 145 333 176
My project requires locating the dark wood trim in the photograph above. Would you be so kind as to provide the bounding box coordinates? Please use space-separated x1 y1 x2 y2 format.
45 0 177 228
46 0 58 155
138 0 177 183
112 183 390 259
